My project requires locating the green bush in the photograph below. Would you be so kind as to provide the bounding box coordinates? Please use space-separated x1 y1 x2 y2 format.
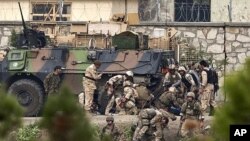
0 89 23 139
212 58 250 141
40 86 102 141
17 124 40 141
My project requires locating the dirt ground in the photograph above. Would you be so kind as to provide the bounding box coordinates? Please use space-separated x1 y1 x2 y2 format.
21 115 213 141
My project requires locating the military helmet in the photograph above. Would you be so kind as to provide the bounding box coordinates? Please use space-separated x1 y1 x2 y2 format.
178 66 186 72
126 71 134 77
169 64 175 70
106 115 114 122
168 87 176 93
187 92 195 98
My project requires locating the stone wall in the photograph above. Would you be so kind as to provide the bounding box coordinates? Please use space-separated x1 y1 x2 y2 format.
0 25 22 47
129 23 250 74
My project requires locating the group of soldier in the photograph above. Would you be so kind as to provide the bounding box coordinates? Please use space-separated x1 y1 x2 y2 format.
43 59 218 141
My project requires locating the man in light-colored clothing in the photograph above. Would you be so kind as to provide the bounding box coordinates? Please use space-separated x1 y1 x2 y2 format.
83 60 102 113
199 60 216 117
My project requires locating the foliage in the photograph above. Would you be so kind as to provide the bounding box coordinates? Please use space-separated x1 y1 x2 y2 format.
123 126 133 141
9 29 18 47
0 89 23 139
212 58 250 141
17 124 40 141
39 86 101 141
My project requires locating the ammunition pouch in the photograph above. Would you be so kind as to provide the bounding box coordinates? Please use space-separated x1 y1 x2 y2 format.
140 110 149 119
186 109 194 116
141 119 150 126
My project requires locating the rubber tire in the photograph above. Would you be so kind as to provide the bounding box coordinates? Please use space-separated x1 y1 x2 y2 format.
8 79 44 117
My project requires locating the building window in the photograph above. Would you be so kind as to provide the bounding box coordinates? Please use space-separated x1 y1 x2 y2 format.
175 0 210 22
31 3 71 21
138 0 162 22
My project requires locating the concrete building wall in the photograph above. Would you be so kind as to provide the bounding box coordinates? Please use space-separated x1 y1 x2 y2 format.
0 0 138 22
71 0 137 21
71 0 112 21
211 0 250 22
0 0 30 21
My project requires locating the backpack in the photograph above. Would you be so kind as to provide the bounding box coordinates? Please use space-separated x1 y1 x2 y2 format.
211 68 219 92
188 70 200 87
206 68 219 92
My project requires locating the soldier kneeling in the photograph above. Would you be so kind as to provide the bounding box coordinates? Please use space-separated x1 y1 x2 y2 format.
132 108 176 141
115 80 138 115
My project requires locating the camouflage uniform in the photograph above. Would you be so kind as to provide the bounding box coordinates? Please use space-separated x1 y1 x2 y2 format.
180 92 202 138
163 71 181 87
163 65 182 96
158 87 181 115
134 83 153 109
133 108 176 141
115 80 138 115
101 116 122 141
44 72 60 95
83 63 102 111
105 75 125 115
200 67 216 116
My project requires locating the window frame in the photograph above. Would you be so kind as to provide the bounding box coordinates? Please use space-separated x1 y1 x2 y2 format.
30 2 71 22
174 0 211 22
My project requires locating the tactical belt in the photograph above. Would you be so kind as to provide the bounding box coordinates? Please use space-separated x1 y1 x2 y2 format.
84 76 96 81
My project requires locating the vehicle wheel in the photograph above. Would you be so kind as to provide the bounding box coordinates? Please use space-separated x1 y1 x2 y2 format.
8 79 44 117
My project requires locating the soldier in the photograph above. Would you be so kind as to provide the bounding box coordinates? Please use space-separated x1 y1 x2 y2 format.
43 66 62 95
163 64 181 91
83 60 102 113
178 66 199 98
115 79 138 115
132 108 176 141
157 87 182 115
101 116 122 141
134 82 154 110
179 92 203 139
105 71 134 115
199 60 217 116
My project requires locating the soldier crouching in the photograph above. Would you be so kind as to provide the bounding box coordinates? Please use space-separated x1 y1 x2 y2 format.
133 108 176 141
179 92 203 139
115 79 138 115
